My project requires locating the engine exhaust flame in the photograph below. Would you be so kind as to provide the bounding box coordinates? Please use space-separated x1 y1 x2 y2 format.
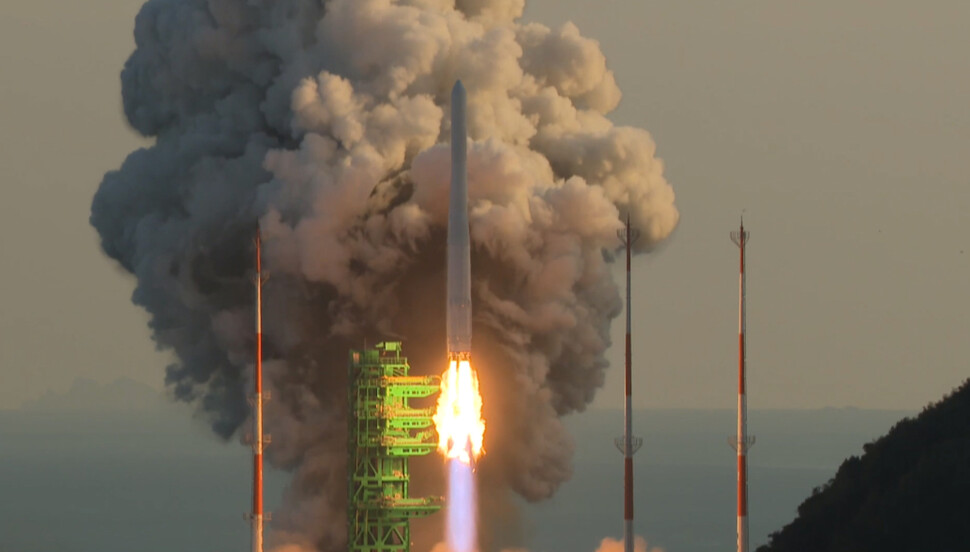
434 358 485 465
434 357 485 552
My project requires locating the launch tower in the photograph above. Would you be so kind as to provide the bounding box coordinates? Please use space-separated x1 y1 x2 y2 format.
348 341 442 552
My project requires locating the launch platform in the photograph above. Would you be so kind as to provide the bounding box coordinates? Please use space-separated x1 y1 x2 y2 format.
347 342 442 552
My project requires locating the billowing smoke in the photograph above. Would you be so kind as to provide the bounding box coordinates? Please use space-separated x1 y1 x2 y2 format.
91 0 678 550
472 535 666 552
593 537 666 552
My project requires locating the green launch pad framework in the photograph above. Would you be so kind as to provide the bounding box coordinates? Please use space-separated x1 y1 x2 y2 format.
347 341 442 552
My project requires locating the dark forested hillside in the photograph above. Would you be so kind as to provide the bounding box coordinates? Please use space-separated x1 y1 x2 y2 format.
757 378 970 552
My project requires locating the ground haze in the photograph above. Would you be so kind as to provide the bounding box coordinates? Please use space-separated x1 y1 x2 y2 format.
0 380 910 552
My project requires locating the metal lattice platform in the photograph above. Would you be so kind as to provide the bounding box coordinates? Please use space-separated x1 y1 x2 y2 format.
348 342 442 552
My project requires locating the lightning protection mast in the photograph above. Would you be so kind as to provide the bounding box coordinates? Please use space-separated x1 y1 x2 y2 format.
729 218 755 552
614 214 643 552
248 230 270 552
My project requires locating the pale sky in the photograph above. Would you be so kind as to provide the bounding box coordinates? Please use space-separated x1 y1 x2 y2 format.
1 0 967 411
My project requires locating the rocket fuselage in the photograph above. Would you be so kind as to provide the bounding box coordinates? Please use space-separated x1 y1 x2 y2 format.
447 81 472 358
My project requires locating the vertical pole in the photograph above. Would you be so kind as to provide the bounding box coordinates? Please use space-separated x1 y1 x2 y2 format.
252 230 264 552
624 215 634 552
615 214 641 552
737 222 746 552
730 219 752 552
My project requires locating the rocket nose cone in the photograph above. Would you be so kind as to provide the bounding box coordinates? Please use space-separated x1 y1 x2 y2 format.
452 80 466 101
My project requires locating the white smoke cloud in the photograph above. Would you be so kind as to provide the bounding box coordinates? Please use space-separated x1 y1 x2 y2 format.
593 536 665 552
91 1 678 551
479 535 666 552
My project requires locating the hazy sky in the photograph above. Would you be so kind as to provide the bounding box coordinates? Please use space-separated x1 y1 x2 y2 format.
1 0 966 411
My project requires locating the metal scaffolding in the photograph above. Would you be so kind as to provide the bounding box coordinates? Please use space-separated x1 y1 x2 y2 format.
348 341 442 552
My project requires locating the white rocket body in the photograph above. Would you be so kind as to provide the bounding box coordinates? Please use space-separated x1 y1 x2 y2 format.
447 81 472 359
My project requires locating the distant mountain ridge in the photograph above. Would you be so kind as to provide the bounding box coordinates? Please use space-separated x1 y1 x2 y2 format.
20 377 165 412
756 378 970 552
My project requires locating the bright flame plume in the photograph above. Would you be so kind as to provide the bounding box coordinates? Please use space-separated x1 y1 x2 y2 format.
433 358 485 465
434 357 485 552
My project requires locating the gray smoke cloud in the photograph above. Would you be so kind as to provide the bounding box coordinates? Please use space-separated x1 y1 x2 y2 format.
91 1 678 550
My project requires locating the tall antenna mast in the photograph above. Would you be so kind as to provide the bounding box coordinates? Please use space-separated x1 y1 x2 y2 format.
249 230 269 552
729 217 754 552
615 213 643 552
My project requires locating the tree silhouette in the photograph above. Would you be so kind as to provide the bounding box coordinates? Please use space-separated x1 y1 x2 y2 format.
757 378 970 552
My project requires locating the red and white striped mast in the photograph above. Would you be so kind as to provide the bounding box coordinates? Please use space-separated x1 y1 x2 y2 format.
615 214 643 552
729 218 754 552
250 230 266 552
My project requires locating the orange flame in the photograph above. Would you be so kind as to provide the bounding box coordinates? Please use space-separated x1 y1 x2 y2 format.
433 358 485 464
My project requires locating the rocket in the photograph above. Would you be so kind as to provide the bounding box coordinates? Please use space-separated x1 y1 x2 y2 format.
447 80 472 360
440 82 483 552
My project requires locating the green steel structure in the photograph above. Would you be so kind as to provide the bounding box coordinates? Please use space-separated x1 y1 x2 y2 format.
348 341 442 552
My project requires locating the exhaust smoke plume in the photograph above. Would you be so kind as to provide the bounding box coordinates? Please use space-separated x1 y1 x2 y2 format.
450 535 665 552
91 1 678 550
594 537 665 552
